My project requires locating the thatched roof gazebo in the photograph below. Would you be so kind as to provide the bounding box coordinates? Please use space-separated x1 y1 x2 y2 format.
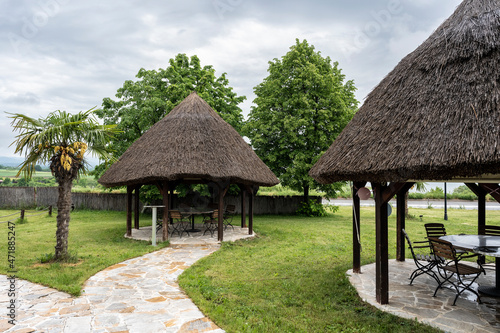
99 92 279 241
310 0 500 304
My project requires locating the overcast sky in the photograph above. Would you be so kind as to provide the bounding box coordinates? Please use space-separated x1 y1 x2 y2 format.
0 0 463 160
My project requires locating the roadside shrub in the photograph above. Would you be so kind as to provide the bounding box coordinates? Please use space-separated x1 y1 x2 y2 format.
296 201 327 217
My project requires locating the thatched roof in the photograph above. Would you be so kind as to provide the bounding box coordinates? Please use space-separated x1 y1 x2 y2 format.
310 0 500 184
99 92 279 187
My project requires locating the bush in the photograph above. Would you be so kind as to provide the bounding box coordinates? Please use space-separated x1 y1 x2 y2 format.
296 201 330 217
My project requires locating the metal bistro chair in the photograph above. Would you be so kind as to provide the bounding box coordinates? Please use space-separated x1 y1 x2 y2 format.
402 229 441 285
425 223 447 239
203 209 219 237
425 223 466 255
481 225 500 268
223 204 236 230
169 210 190 238
484 225 500 236
429 237 485 306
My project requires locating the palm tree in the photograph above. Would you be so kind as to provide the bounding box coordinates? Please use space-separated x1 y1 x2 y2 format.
8 109 119 260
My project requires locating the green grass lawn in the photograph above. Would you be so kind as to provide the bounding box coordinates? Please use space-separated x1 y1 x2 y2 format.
0 209 167 296
178 206 500 332
1 206 498 331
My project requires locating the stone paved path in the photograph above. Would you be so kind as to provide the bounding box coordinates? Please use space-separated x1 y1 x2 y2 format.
0 245 225 333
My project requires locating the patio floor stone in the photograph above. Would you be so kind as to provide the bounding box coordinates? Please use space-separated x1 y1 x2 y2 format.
348 259 500 333
0 225 254 332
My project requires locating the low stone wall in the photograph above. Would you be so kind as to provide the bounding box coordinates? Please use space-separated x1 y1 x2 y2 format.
0 187 320 215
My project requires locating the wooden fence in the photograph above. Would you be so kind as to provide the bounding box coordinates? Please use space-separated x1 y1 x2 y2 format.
0 187 320 214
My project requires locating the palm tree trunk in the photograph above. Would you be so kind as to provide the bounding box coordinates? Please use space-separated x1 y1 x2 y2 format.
55 178 73 260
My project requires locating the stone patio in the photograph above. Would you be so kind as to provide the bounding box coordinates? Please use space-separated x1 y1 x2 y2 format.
348 259 500 333
126 224 255 246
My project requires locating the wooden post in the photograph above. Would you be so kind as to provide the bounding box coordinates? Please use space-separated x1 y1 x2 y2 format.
352 182 365 274
249 187 254 235
396 189 406 262
126 186 132 237
478 189 486 235
218 185 224 242
373 183 389 305
396 183 413 262
465 183 487 234
162 182 170 242
48 205 52 217
20 209 25 221
134 185 140 230
241 187 247 228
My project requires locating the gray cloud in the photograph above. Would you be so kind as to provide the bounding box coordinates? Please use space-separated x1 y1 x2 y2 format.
0 0 463 157
3 92 40 105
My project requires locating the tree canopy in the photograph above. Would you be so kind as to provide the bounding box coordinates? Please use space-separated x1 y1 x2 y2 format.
94 53 246 175
245 39 358 200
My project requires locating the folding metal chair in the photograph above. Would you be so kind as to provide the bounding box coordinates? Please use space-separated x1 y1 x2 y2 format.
223 204 235 230
402 229 441 285
203 209 219 237
169 210 190 238
429 237 485 306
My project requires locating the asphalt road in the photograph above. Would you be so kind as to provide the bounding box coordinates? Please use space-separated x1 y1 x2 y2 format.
324 198 500 211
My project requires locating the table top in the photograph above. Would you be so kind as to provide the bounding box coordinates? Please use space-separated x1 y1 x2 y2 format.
440 234 500 257
178 208 214 215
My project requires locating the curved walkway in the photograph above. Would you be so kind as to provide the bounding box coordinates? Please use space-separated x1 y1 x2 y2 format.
1 227 255 332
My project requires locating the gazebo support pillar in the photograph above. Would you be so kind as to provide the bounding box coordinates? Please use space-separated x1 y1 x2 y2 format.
352 182 366 274
396 183 414 262
241 188 247 228
161 182 170 242
249 186 254 235
373 183 389 305
134 185 140 230
466 183 488 234
126 185 133 237
373 182 407 305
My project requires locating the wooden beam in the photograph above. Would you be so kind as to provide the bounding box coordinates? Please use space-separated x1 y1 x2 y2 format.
466 183 488 235
381 182 407 204
249 186 254 235
373 182 389 305
241 187 247 228
218 184 227 242
162 182 170 242
352 181 366 274
126 186 133 237
134 185 140 230
479 183 500 204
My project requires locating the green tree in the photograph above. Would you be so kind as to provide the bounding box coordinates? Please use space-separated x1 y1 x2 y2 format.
8 109 119 260
245 39 358 202
3 178 11 186
94 53 246 176
35 164 43 171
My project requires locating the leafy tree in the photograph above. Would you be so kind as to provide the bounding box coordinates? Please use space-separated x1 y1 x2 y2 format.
35 164 43 171
3 178 11 186
94 53 246 177
8 109 119 260
245 39 358 202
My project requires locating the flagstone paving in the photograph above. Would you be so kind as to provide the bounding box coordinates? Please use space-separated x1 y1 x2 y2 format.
348 259 500 333
0 226 255 333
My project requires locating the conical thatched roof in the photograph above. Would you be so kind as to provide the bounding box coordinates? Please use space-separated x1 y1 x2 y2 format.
99 92 279 187
310 0 500 184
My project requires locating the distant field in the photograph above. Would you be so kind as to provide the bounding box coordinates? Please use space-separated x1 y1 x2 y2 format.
0 169 53 178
